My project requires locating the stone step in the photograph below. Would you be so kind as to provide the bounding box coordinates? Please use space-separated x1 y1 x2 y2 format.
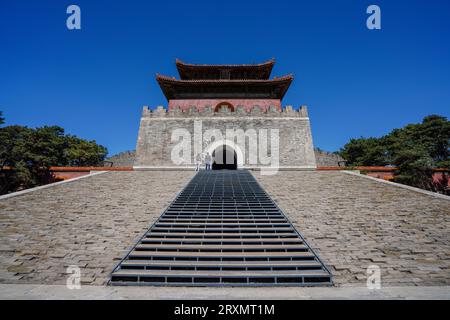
141 238 303 244
134 243 309 251
118 260 321 269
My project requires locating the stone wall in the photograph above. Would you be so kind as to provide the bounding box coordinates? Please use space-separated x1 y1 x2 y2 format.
314 150 346 167
134 105 316 169
106 151 136 167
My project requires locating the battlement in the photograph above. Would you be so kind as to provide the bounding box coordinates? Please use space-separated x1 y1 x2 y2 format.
141 105 309 118
136 104 316 169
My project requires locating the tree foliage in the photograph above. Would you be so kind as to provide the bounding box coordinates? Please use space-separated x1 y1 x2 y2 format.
0 113 107 194
64 136 108 167
339 115 449 194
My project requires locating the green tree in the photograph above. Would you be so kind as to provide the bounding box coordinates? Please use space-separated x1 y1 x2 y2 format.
0 111 4 125
418 115 450 167
64 136 108 166
0 125 35 193
339 115 449 194
392 147 436 191
339 137 388 166
0 124 108 195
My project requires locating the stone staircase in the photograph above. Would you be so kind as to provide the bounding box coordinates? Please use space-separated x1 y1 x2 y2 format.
110 170 332 286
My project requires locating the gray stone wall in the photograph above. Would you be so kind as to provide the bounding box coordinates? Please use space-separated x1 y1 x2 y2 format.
134 105 316 169
105 151 135 167
314 150 346 167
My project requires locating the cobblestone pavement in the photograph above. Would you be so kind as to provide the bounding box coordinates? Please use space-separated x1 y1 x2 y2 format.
0 171 194 286
255 171 450 287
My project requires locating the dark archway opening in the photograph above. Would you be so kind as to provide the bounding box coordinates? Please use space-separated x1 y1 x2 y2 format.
212 145 237 170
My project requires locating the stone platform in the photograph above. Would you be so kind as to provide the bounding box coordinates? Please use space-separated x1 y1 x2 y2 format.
0 170 449 289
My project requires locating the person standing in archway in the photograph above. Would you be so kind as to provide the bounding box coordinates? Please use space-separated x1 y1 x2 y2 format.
195 153 202 171
204 152 212 171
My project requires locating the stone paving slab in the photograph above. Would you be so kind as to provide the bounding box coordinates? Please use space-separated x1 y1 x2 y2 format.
0 284 448 300
254 171 450 287
0 171 194 286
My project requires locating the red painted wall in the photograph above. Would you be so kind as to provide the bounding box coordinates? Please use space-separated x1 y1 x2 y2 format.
49 167 133 181
53 171 90 181
317 166 449 187
168 99 282 112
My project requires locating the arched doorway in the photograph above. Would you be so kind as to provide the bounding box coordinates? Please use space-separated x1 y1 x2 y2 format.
212 145 237 170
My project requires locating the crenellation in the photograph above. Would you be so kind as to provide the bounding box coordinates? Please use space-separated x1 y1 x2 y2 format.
142 104 309 118
299 105 309 117
168 105 181 117
149 106 166 117
142 105 151 118
187 105 197 115
236 105 246 115
250 106 263 115
216 105 230 115
204 105 213 114
284 105 295 113
268 105 279 114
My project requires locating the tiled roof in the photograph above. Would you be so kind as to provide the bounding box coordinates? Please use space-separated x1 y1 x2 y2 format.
156 74 293 100
156 74 293 83
176 59 275 80
175 58 275 69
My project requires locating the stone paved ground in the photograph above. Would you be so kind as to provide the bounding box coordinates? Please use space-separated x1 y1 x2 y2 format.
0 171 193 286
1 284 449 299
255 171 450 287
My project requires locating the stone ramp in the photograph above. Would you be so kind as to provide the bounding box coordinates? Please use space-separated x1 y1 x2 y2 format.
110 170 332 286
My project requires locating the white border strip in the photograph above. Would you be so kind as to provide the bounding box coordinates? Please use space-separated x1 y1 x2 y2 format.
342 170 450 201
0 171 108 201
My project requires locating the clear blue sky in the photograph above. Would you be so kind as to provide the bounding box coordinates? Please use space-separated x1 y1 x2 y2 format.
1 0 449 156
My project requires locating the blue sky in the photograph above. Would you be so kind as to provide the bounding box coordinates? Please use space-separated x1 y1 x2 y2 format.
1 0 449 155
